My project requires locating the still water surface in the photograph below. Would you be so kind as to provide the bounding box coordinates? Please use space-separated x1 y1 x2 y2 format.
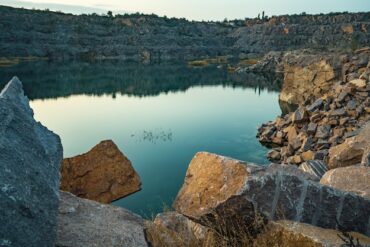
0 61 282 217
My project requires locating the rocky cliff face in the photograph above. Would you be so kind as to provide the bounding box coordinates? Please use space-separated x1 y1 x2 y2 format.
1 6 370 62
234 13 370 55
0 77 63 247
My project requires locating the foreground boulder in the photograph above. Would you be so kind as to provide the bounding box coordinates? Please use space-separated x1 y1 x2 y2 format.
173 152 370 237
56 191 148 247
253 220 370 247
0 77 63 246
320 166 370 200
146 211 211 247
328 122 370 169
61 140 141 203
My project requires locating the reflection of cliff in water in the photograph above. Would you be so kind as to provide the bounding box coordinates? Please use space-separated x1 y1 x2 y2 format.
0 61 282 100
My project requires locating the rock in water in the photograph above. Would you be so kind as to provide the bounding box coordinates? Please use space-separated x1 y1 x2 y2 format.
61 140 141 203
173 152 370 237
56 191 148 247
0 77 63 246
320 166 370 200
328 122 370 169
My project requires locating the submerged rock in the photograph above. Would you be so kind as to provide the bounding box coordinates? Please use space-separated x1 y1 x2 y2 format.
56 191 148 247
0 77 63 247
320 166 370 200
61 140 141 203
173 152 370 237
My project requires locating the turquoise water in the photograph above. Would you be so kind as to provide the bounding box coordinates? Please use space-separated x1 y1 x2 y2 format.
0 61 282 217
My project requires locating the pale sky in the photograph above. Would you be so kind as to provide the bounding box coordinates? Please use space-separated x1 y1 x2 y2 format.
1 0 370 21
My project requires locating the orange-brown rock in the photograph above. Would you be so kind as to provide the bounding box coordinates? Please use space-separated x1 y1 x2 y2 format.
253 220 370 247
61 140 141 203
280 58 336 105
172 152 251 219
320 166 370 200
328 123 370 169
342 24 354 34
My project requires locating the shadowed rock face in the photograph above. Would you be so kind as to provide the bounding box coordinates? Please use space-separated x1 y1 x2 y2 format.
173 152 370 237
56 191 148 247
61 140 141 204
1 6 370 61
0 77 63 247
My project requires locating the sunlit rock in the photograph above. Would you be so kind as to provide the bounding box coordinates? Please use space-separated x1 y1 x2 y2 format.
328 122 370 169
173 152 370 237
320 165 370 200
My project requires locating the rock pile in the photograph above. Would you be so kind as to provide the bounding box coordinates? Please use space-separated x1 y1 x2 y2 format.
257 56 370 166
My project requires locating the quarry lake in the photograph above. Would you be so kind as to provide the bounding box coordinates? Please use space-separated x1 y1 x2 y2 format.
0 61 282 217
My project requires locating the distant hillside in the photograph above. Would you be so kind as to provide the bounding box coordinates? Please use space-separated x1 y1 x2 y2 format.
1 5 370 62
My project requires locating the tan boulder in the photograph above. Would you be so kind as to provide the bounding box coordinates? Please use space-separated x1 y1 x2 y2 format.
320 166 370 199
146 211 212 247
173 152 370 237
301 150 315 161
280 59 336 105
253 220 370 247
328 123 370 169
61 140 141 203
350 78 367 88
172 152 251 219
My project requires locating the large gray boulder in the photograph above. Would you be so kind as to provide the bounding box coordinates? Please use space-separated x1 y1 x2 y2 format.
56 191 148 247
0 77 63 246
173 152 370 237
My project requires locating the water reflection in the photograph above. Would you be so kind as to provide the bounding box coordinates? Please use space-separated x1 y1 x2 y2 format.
0 61 282 100
0 61 283 217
